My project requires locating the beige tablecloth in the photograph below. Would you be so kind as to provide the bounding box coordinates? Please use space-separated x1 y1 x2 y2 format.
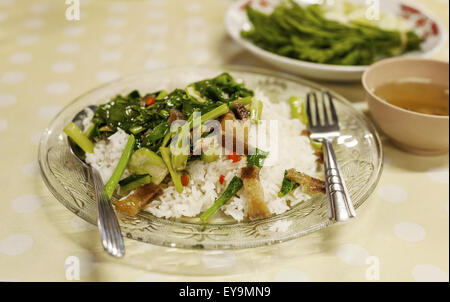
0 0 448 282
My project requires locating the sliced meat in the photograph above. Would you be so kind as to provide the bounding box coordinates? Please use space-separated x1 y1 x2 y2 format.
167 109 185 125
115 183 163 216
241 166 271 220
220 111 250 154
233 101 249 120
314 150 324 164
301 129 311 137
286 169 325 194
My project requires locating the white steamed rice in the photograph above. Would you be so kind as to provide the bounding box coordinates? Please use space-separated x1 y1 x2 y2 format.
84 89 320 221
85 128 131 183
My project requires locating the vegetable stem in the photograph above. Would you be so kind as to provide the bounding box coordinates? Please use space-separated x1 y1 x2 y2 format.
156 90 168 100
161 104 230 149
171 123 190 171
64 122 95 153
250 98 263 123
160 147 184 193
289 96 302 119
229 96 253 108
200 176 243 222
85 124 96 139
289 96 308 125
201 103 230 123
105 134 136 199
119 174 152 195
129 125 145 134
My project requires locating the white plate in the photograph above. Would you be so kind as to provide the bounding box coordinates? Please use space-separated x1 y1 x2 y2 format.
225 0 446 82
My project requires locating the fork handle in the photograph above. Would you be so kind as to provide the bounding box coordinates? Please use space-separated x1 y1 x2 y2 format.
91 169 125 258
322 140 356 222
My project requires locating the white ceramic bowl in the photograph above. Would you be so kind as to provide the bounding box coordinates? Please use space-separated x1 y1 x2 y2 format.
363 57 449 155
225 0 445 82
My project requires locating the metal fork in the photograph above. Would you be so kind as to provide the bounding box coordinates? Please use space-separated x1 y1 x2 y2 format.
67 106 125 258
306 91 356 222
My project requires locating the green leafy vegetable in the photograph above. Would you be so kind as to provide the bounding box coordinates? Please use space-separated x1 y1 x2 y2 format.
247 148 269 168
241 0 422 66
141 122 170 150
89 73 249 152
200 176 244 222
278 170 299 197
105 134 135 198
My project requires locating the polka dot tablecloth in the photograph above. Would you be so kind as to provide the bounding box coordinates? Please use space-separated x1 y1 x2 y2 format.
0 0 448 282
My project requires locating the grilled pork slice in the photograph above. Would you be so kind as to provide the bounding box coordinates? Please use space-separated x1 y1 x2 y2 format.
233 101 250 120
286 169 325 194
314 150 324 164
241 166 271 220
220 111 250 154
115 183 163 216
167 109 186 125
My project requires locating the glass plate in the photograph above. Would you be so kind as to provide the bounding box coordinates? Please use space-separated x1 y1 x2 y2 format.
38 66 383 249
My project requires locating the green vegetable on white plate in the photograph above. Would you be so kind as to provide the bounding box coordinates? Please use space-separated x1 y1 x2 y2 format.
241 0 422 66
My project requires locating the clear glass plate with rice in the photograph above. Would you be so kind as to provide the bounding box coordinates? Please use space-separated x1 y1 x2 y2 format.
38 66 383 249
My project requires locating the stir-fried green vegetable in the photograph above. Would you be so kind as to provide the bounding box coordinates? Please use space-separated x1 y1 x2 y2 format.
119 174 152 195
128 147 168 185
105 134 135 198
278 170 299 197
247 148 269 168
89 73 250 153
200 176 244 222
241 0 422 66
250 98 263 123
289 96 322 150
67 73 258 196
289 96 308 125
160 146 183 193
171 123 190 172
64 122 95 154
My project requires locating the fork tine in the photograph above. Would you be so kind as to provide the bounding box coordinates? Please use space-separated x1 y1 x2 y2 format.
326 91 338 125
313 92 320 126
321 90 331 126
306 92 313 126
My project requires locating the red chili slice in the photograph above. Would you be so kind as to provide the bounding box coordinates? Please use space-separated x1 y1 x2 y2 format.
219 174 225 184
181 174 190 187
227 152 241 163
145 96 155 107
